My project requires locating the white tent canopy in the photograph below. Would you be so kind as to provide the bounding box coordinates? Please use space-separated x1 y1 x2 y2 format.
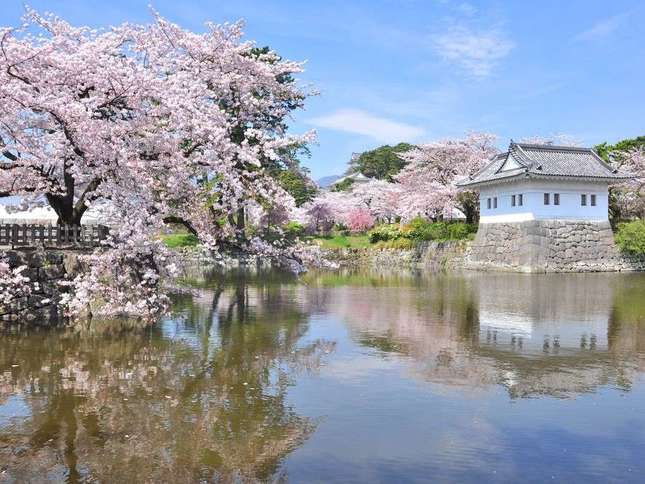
0 204 105 225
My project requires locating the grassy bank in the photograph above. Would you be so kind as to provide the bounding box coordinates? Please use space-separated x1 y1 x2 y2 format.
160 232 199 249
310 234 371 249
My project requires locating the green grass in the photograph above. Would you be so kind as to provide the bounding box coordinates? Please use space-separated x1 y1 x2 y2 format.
161 233 200 248
311 234 371 249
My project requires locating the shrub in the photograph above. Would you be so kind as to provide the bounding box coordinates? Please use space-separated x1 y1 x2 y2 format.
401 218 476 241
401 218 447 240
334 222 350 236
346 208 375 233
615 220 645 254
368 224 402 243
284 221 305 238
447 222 477 240
373 238 416 250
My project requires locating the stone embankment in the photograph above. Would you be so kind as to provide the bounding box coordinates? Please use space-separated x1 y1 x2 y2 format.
325 222 645 273
326 240 470 271
1 249 82 324
465 221 645 272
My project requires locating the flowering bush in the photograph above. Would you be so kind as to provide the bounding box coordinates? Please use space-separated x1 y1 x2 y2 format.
615 220 645 254
0 255 32 308
368 224 403 243
346 208 375 233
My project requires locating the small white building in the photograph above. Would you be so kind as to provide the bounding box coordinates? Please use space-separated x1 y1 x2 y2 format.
457 142 631 223
328 172 371 189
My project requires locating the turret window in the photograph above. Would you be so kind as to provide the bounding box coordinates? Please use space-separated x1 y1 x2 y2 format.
591 194 596 206
511 195 516 207
554 193 560 205
581 194 587 206
544 193 550 205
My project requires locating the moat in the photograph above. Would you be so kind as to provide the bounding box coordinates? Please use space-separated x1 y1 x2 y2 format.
1 268 645 482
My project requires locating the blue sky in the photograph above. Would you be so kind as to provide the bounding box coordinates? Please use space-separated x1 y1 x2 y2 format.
2 1 644 179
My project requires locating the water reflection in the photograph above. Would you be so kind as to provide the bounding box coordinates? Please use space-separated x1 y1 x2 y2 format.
308 272 645 399
0 277 333 482
1 268 644 482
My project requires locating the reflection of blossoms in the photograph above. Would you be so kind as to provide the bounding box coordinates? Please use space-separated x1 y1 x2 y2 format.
0 281 336 482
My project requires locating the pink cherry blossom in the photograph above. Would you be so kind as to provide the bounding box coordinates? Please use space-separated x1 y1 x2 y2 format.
346 208 375 232
396 132 498 221
0 9 318 320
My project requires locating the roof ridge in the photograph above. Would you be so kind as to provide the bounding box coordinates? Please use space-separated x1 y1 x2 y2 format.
517 143 593 152
509 142 533 167
457 139 633 188
468 151 505 180
588 148 620 174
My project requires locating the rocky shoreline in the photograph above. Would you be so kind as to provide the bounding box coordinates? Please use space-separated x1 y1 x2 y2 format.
323 225 645 273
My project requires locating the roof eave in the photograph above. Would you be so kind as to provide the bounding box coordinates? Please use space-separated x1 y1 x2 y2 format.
456 172 528 189
457 172 633 189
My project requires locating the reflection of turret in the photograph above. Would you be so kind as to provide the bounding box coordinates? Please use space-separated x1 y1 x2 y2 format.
313 272 645 399
0 278 334 482
476 273 614 352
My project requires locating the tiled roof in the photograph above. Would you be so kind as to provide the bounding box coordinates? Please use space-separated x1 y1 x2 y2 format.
458 142 632 187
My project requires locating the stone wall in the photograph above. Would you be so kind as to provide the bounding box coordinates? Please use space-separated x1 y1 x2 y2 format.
326 240 469 271
1 249 82 324
466 221 645 272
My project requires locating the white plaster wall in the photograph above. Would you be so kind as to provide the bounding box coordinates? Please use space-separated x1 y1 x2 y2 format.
479 180 609 223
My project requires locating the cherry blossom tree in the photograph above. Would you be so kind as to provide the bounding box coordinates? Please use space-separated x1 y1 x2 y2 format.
351 179 403 223
0 9 319 320
0 255 31 308
304 201 335 234
609 148 645 220
396 132 499 222
346 208 375 232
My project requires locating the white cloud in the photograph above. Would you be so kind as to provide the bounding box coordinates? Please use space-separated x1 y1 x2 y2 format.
456 2 477 17
574 13 628 42
308 109 425 143
433 26 514 78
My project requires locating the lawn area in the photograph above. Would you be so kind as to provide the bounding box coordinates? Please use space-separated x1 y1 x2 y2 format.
160 232 200 248
311 234 371 249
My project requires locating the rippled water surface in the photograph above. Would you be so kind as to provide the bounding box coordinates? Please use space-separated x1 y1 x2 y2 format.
2 269 645 483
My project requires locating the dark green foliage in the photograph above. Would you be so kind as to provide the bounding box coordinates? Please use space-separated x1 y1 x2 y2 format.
223 46 314 228
275 170 317 206
594 136 645 162
615 220 645 254
348 143 415 181
594 135 645 225
402 219 476 241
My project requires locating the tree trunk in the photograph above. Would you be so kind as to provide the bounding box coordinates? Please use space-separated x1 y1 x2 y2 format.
236 206 245 231
47 193 84 225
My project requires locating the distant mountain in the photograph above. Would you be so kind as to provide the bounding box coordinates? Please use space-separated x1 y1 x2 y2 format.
316 175 341 188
